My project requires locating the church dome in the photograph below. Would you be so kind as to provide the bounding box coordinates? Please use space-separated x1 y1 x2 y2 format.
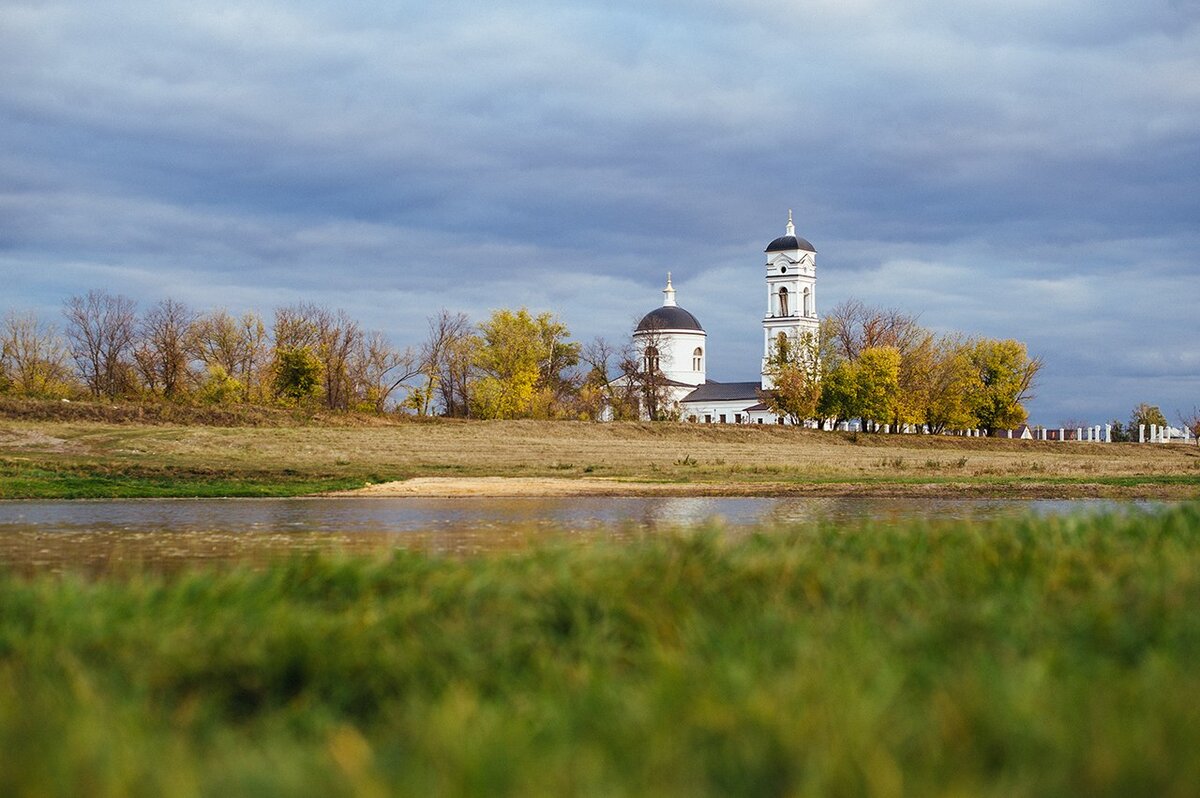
636 305 704 333
765 234 815 253
766 210 816 253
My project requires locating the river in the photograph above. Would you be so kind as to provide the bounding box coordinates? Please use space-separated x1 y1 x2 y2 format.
0 496 1165 573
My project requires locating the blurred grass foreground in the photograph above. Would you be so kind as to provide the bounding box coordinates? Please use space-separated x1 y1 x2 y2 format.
4 505 1200 796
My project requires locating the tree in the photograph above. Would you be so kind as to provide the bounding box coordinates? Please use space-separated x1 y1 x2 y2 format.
1181 409 1200 446
1 311 73 397
855 346 901 431
133 298 197 399
270 304 363 410
62 290 138 398
272 346 323 403
579 336 638 421
965 338 1042 435
419 310 473 417
349 330 421 413
469 308 555 420
622 320 677 421
816 360 859 427
532 312 581 417
823 299 921 362
762 331 821 425
920 335 978 434
1108 420 1131 443
1130 403 1168 433
189 310 269 403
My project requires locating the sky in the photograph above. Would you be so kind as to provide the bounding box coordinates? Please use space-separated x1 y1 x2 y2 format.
2 0 1198 424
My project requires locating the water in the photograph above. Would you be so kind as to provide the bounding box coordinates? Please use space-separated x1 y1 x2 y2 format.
0 496 1165 573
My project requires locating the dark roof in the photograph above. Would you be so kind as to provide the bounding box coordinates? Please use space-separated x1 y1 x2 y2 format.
680 381 763 403
635 305 704 332
765 235 816 253
742 402 770 412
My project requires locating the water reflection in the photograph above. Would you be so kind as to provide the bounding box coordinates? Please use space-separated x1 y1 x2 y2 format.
0 496 1163 574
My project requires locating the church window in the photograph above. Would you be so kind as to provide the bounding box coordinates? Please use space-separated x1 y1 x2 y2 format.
692 347 703 371
778 287 789 316
719 414 727 423
644 346 659 373
803 287 811 317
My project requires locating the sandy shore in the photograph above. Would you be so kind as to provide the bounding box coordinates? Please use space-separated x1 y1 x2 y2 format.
333 476 1195 500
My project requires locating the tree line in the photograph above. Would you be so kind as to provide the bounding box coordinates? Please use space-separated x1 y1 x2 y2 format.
0 291 641 419
764 299 1044 435
0 291 420 413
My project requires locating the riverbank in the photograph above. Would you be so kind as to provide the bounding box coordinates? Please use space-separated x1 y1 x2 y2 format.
4 504 1200 796
2 417 1198 499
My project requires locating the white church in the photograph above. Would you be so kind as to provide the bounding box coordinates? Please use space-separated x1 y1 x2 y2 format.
629 211 820 424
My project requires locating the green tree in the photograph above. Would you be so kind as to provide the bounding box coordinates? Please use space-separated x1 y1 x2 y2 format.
816 360 859 427
272 346 323 404
1130 403 1168 433
965 338 1042 434
763 331 822 425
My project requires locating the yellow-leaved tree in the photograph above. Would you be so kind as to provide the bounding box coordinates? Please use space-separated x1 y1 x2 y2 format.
470 308 577 419
855 346 901 431
966 338 1042 435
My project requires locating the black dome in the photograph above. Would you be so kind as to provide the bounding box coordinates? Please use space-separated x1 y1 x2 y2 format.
765 235 816 253
636 305 704 333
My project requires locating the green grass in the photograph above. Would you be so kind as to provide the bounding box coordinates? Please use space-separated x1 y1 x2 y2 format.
0 461 391 499
4 505 1200 796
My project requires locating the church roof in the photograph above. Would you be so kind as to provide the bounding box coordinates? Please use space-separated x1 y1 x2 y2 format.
765 234 816 253
680 381 762 403
635 305 704 333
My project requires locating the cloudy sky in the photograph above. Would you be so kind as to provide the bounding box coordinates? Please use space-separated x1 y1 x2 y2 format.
3 0 1198 423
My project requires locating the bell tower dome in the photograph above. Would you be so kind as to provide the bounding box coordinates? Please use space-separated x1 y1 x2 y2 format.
761 210 819 389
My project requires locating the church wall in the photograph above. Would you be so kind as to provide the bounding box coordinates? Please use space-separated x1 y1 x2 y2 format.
634 328 706 387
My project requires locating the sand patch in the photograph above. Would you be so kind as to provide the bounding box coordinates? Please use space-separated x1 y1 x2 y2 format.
337 477 699 497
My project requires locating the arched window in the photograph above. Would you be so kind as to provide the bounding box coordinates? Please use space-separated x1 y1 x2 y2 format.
692 347 703 371
776 332 789 361
644 346 659 373
803 287 811 317
778 286 789 316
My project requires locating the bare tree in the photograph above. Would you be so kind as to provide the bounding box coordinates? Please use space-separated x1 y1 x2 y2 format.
623 320 677 421
419 310 474 417
350 330 422 412
1 311 72 397
271 303 365 410
1180 408 1200 446
62 290 137 398
580 336 638 420
133 298 197 399
823 299 921 362
189 310 269 402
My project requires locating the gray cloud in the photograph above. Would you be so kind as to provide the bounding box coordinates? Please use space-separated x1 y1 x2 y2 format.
2 0 1197 421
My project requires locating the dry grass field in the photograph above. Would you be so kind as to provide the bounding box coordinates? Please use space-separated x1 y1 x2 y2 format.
2 416 1199 498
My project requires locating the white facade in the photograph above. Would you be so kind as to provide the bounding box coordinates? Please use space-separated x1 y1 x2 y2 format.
760 210 820 389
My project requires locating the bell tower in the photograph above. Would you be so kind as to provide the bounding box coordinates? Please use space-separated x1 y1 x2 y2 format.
761 210 819 389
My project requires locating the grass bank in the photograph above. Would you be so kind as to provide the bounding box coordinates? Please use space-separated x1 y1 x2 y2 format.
3 504 1200 795
2 416 1199 498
